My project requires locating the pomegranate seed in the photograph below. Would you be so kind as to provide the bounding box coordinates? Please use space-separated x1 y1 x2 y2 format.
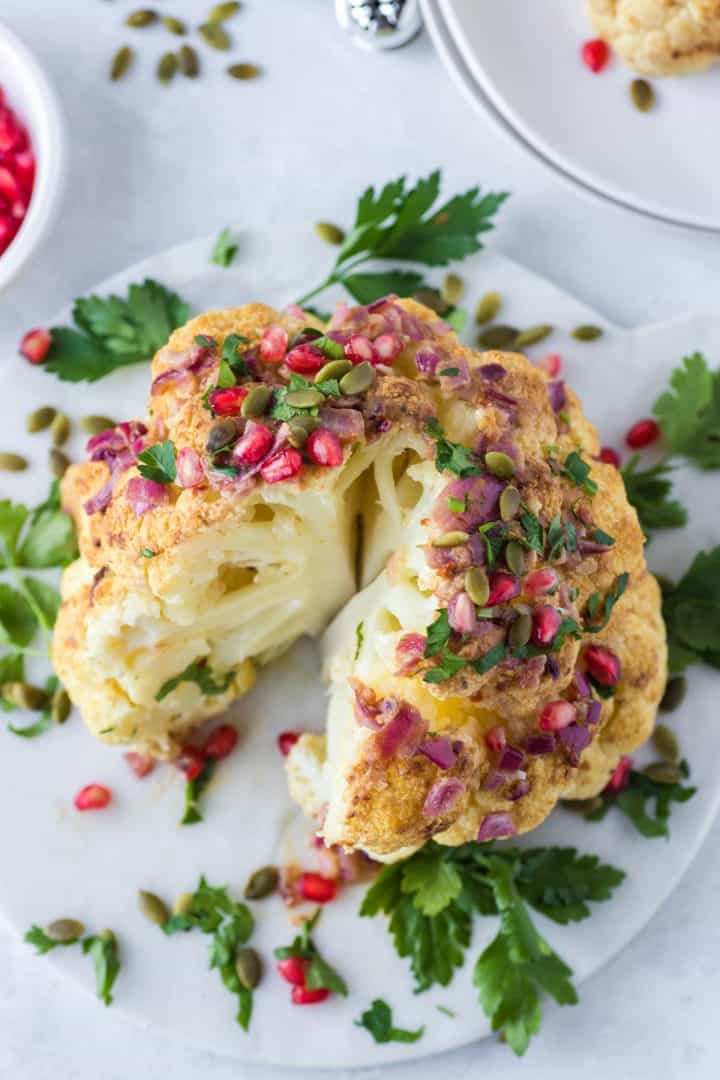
204 723 238 760
176 447 205 488
584 645 622 686
277 955 308 986
74 784 111 811
0 109 26 153
208 386 248 416
291 985 330 1005
626 418 660 449
175 746 206 781
531 606 562 647
487 572 520 606
0 164 22 205
0 213 18 254
19 327 52 365
260 447 303 484
373 332 403 364
605 755 633 793
599 446 621 468
12 149 35 194
260 323 288 363
285 344 325 375
537 353 562 378
581 38 610 73
232 421 274 466
298 872 338 904
539 700 576 732
307 427 343 467
523 568 558 597
124 752 155 778
344 334 378 366
485 725 506 752
278 730 300 756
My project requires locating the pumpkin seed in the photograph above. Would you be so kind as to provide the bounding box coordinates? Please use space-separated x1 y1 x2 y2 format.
485 450 516 479
630 78 654 112
571 324 603 342
514 324 553 348
643 761 680 785
314 359 352 384
505 539 525 575
499 485 521 521
157 52 177 84
51 687 71 725
441 273 464 306
478 324 517 349
138 890 170 926
475 291 502 325
562 796 602 815
659 675 686 713
287 417 317 448
652 724 681 765
0 452 28 472
172 892 194 918
235 946 262 990
206 419 237 453
507 612 532 648
413 289 449 316
208 0 241 19
178 44 199 77
162 16 186 34
244 864 279 900
285 388 325 409
314 222 345 246
339 361 376 396
111 45 134 81
465 567 489 607
46 918 85 943
49 448 70 479
80 415 116 435
126 9 157 28
432 530 469 548
241 385 271 418
50 412 71 447
199 22 231 49
26 406 56 433
227 63 261 80
1 682 50 710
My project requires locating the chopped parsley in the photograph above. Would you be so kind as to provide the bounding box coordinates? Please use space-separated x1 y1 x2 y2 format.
26 925 121 1006
424 419 484 477
274 910 348 996
356 999 424 1045
585 761 696 838
621 456 687 535
354 621 364 661
210 227 240 268
155 660 235 702
584 573 629 632
136 439 177 485
653 352 720 470
562 450 598 497
519 510 544 554
662 546 720 673
181 757 216 827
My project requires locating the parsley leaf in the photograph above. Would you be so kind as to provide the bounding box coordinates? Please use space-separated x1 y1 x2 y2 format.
354 621 364 661
356 999 424 1044
653 352 720 469
470 642 507 674
275 910 348 996
25 923 82 954
83 931 121 1006
519 511 544 555
512 848 625 924
137 440 177 485
562 450 598 496
424 609 452 657
0 482 77 570
662 546 720 671
45 279 190 383
424 419 484 477
621 455 687 534
210 227 240 268
155 660 234 702
342 270 426 305
181 757 216 827
585 761 696 838
423 649 466 684
584 573 629 632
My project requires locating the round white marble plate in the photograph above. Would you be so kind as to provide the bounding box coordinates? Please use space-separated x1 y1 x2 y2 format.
0 227 718 1067
424 0 720 231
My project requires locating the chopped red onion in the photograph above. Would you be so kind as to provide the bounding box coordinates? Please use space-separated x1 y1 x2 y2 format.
477 812 516 841
587 701 601 725
482 769 505 791
83 475 116 516
376 704 428 759
508 779 531 801
126 477 169 516
419 736 457 770
484 388 518 410
422 777 465 818
558 724 591 753
448 591 478 634
498 745 525 772
317 407 365 442
176 447 205 488
525 733 556 755
415 347 440 376
478 362 506 382
548 380 566 413
518 655 547 690
432 475 503 533
395 633 427 676
349 678 382 731
574 671 591 698
439 356 471 394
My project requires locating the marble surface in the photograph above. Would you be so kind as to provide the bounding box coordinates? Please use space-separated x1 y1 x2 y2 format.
0 1 719 1077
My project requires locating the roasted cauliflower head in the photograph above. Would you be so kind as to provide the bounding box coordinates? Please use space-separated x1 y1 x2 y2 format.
587 0 720 75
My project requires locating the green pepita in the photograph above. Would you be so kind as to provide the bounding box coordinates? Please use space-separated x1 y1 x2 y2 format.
126 9 157 28
314 359 352 384
157 52 178 84
110 45 134 81
507 611 532 648
499 485 521 521
1 681 50 710
172 892 194 918
485 451 516 479
412 289 449 316
441 273 464 306
178 45 200 77
432 530 469 548
513 324 554 348
630 78 655 112
162 16 187 35
314 222 345 246
478 324 518 349
285 388 325 409
80 415 116 435
0 452 28 472
235 946 262 990
227 63 261 80
46 918 85 943
562 796 603 815
659 675 686 713
51 687 71 725
475 291 502 325
643 761 680 785
465 567 489 607
504 539 525 575
199 22 231 49
138 890 170 926
287 417 317 448
339 361 376 396
208 0 241 19
571 324 603 342
244 864 279 900
50 412 71 447
652 724 681 766
206 419 237 453
241 385 271 418
26 406 56 433
49 448 70 479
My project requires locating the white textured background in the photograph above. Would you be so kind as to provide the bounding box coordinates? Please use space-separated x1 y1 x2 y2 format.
1 2 719 1077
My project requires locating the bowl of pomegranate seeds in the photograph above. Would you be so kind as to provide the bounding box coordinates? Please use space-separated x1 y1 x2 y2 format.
0 19 66 290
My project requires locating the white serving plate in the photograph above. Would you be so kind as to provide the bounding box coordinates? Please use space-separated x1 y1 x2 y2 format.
0 226 717 1067
422 0 720 231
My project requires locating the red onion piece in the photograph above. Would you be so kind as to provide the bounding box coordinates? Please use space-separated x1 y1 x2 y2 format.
432 475 503 533
349 678 382 731
419 736 457 770
498 745 525 772
176 447 205 488
477 812 517 841
558 724 591 753
439 356 471 394
548 380 566 413
448 591 478 634
587 700 601 725
317 407 365 442
423 777 465 818
518 655 547 690
126 477 169 516
394 633 427 676
525 733 556 755
508 779 531 801
478 362 506 382
376 704 428 759
415 347 440 376
83 475 116 516
482 769 505 791
574 671 591 698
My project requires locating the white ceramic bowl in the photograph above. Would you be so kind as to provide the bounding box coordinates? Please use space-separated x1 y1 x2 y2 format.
0 19 66 291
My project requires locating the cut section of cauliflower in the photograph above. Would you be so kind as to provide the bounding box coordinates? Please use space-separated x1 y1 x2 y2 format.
587 0 720 75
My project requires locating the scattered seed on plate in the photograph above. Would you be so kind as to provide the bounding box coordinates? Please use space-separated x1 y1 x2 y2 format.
138 890 170 926
162 16 186 35
244 865 279 900
126 9 157 28
630 78 655 113
314 222 345 246
172 892 194 917
235 947 262 990
199 22 231 49
571 324 603 341
474 291 502 325
50 412 71 447
110 45 134 81
157 52 178 84
26 406 56 433
0 452 28 472
478 324 517 349
1 681 49 710
51 687 71 725
514 324 554 348
46 918 85 943
80 415 115 436
441 273 464 306
413 288 449 316
227 63 261 80
49 448 70 479
178 45 200 77
643 761 680 784
660 675 687 713
653 724 681 766
562 796 603 814
208 1 242 21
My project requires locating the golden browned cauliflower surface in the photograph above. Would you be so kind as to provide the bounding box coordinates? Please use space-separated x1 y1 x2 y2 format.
587 0 720 75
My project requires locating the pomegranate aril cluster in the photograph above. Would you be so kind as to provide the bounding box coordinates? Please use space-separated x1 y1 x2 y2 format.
0 85 35 256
